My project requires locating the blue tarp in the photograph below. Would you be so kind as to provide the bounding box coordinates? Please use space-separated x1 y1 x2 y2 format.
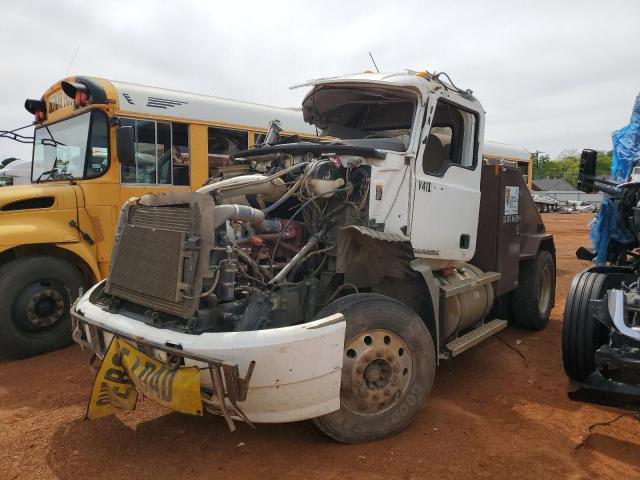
591 93 640 265
611 93 640 182
591 198 634 265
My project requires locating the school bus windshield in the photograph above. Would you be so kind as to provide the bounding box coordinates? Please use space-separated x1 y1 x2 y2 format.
32 110 109 182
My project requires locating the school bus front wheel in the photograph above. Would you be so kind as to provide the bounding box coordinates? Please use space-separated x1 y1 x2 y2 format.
0 255 85 359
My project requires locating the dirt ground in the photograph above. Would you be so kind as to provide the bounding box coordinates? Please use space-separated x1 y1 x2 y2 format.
1 213 639 480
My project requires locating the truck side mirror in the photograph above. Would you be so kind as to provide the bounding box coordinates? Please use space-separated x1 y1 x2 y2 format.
116 126 135 166
577 149 597 193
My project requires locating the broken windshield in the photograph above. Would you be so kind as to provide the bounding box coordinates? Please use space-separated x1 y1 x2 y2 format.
301 86 417 151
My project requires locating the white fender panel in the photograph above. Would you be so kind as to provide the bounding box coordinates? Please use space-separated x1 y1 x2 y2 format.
76 284 346 423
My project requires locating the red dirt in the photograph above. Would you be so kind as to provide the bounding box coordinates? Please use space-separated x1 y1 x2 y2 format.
1 213 639 480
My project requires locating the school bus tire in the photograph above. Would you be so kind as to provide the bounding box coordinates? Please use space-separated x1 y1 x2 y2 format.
0 256 85 359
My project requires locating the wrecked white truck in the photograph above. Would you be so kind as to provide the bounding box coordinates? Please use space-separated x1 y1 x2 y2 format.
72 70 556 443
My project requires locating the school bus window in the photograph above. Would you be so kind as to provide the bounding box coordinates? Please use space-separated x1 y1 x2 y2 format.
172 123 189 186
121 118 190 185
208 127 247 177
157 121 172 184
254 132 265 146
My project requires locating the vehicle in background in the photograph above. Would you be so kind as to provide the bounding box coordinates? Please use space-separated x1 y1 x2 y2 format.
563 148 640 409
0 158 31 186
482 140 532 189
0 76 318 359
532 192 560 212
72 69 556 442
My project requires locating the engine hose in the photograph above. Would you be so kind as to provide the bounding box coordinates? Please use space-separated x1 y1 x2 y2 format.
262 173 306 214
213 204 265 229
198 161 308 195
287 243 336 280
268 227 327 285
270 187 348 262
182 268 221 299
232 245 266 281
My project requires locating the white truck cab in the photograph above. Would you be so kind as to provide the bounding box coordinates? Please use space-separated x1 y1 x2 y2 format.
72 70 555 442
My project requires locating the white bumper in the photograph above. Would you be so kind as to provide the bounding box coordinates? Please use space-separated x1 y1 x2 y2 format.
74 283 346 423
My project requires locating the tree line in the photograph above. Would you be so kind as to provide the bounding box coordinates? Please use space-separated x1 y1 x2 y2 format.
532 150 613 186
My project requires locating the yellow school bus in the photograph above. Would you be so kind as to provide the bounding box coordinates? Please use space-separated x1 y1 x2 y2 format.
483 140 533 190
0 76 317 358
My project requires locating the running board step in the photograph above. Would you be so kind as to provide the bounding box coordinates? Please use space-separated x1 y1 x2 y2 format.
445 319 508 358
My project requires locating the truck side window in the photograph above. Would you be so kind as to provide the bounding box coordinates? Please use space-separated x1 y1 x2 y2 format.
208 127 248 177
121 119 190 186
423 101 477 176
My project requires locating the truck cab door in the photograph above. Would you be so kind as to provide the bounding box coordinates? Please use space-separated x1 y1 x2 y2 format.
409 95 484 263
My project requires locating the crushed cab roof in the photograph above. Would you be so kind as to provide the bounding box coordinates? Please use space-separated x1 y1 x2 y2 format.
291 70 431 91
292 69 477 101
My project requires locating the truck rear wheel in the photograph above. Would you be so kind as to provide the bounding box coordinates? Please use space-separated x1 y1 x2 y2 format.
510 250 555 330
0 256 85 359
311 293 435 443
562 271 618 381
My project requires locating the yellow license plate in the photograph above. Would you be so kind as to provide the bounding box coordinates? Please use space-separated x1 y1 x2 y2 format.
87 337 203 419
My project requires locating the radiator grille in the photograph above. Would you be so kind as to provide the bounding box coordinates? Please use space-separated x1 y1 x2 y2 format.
107 205 193 318
129 206 191 231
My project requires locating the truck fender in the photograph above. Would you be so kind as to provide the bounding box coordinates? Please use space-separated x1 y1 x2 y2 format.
409 258 440 357
520 233 555 261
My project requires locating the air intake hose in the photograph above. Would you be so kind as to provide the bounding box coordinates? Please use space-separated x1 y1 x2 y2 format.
213 204 265 229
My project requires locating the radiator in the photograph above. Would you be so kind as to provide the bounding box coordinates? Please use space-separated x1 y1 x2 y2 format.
106 205 196 318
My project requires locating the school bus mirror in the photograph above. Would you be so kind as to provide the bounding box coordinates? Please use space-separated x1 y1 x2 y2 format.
116 126 135 166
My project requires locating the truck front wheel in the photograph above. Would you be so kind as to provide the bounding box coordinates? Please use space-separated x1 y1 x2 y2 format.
312 293 435 443
0 256 85 359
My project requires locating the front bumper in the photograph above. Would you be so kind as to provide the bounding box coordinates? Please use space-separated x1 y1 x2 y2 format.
72 282 346 426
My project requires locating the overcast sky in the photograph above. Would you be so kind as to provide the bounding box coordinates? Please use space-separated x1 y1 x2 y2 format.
1 0 638 161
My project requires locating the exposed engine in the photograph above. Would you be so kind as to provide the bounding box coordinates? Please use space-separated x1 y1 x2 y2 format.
100 144 375 334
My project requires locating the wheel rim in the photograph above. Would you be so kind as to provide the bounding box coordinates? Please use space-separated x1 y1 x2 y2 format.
13 280 67 332
341 329 412 415
538 263 552 314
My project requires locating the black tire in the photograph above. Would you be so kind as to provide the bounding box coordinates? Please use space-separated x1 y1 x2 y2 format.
0 256 85 359
510 250 555 330
562 271 631 381
311 293 435 443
